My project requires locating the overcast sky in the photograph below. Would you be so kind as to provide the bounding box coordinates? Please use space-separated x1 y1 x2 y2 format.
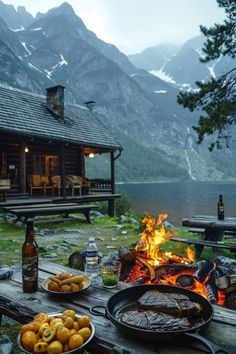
4 0 225 54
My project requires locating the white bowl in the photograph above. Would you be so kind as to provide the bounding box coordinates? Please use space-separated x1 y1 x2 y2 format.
17 312 95 354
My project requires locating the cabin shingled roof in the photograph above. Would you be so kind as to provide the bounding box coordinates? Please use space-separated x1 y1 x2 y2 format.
0 85 123 151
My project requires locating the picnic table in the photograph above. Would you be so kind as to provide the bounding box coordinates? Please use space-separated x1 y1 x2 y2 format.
0 261 236 354
172 215 236 259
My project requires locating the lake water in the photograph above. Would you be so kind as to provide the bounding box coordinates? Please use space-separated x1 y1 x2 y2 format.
116 181 236 227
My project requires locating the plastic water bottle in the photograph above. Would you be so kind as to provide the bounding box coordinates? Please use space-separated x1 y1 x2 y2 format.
85 237 99 278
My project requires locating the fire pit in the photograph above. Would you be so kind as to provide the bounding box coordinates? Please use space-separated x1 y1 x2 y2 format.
118 214 236 310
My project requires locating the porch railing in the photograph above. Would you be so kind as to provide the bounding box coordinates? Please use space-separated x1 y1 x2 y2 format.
88 178 112 192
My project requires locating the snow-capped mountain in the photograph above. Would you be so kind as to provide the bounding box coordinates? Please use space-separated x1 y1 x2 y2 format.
0 1 234 181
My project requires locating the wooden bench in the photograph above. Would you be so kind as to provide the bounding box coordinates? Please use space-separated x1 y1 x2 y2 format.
188 228 236 238
54 193 121 217
171 237 236 258
5 204 97 224
0 179 10 201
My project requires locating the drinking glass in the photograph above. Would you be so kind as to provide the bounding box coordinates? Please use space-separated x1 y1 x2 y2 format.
100 260 122 288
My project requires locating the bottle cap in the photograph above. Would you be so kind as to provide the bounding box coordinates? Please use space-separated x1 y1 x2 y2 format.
26 218 34 225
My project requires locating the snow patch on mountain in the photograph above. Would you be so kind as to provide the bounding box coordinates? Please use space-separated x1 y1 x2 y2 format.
150 68 176 84
44 54 68 78
10 26 24 32
155 90 167 94
28 63 45 75
30 27 42 31
59 54 68 66
21 42 31 55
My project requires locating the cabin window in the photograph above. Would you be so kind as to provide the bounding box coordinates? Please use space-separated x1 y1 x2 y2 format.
34 155 59 176
48 156 59 176
0 151 7 177
35 155 46 175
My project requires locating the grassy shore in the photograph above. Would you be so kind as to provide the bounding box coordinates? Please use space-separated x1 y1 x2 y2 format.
1 213 236 266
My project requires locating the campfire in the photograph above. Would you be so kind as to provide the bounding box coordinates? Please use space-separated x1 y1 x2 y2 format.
118 214 236 310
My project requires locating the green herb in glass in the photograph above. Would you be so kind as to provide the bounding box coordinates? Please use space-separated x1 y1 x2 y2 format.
102 274 118 286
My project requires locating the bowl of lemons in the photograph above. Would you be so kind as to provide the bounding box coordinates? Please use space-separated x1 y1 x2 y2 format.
17 309 95 353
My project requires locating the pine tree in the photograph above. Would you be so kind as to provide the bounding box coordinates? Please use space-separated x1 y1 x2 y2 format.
177 0 236 150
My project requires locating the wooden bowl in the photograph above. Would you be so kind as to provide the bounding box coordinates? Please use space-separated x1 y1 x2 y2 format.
17 312 95 354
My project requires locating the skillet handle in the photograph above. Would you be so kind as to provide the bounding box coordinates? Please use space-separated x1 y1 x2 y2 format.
185 332 232 354
89 305 108 319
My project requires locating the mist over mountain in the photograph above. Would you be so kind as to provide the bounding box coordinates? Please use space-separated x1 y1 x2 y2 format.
128 44 180 72
0 1 235 182
129 35 235 91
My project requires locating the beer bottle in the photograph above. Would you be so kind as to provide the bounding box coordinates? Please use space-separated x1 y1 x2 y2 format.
22 219 38 292
217 194 224 220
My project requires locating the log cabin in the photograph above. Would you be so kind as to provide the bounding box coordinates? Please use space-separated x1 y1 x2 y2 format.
0 84 123 208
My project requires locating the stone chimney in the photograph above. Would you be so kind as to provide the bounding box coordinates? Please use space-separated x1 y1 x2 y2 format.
46 85 65 120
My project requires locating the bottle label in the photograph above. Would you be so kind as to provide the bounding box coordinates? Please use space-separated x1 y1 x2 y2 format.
86 251 98 258
22 256 38 280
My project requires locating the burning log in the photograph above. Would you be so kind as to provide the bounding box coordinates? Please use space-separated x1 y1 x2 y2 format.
131 276 150 285
118 246 136 264
176 274 194 289
155 264 197 279
168 254 192 264
205 270 218 304
193 260 215 283
136 256 156 281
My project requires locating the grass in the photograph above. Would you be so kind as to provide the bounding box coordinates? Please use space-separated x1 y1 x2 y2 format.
1 213 236 353
1 214 236 266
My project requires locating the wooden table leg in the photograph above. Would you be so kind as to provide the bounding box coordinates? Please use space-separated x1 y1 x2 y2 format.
195 227 224 259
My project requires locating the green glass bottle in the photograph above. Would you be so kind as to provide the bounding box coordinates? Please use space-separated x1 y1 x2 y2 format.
217 194 224 220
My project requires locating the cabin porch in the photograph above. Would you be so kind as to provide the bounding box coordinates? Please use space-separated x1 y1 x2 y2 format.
0 132 120 213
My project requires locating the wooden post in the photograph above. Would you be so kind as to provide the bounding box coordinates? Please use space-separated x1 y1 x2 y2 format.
19 142 26 193
109 151 115 216
60 145 66 198
77 147 84 177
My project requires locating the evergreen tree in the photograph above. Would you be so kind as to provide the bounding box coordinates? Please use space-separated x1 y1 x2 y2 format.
177 0 236 150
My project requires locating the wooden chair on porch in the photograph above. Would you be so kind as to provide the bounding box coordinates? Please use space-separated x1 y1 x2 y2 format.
50 175 70 197
28 175 44 196
66 175 82 196
77 176 90 195
28 175 54 196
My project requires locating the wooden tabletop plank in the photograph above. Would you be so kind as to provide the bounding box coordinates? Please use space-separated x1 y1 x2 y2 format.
182 217 236 231
1 262 236 353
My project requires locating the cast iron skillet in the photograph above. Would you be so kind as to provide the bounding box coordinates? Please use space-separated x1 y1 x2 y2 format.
90 284 231 354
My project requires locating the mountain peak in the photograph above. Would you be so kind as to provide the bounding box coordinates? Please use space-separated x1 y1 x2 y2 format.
36 2 75 21
50 2 76 17
59 2 75 13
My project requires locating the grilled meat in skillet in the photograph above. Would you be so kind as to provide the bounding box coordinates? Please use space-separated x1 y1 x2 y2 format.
138 290 196 317
120 310 191 331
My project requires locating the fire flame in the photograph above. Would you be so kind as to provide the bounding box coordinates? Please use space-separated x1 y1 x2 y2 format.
135 214 174 265
186 246 195 262
130 214 225 306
